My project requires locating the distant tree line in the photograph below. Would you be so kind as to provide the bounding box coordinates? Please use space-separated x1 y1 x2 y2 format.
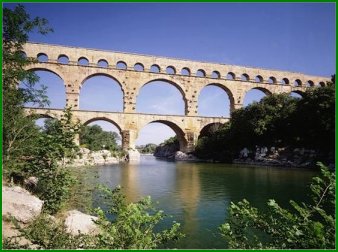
195 79 335 165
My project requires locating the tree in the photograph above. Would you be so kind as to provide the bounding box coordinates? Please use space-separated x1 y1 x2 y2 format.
80 125 120 151
2 4 53 180
219 163 335 249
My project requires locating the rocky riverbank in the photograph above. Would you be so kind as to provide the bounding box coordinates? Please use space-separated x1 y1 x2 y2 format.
2 184 99 248
234 146 335 169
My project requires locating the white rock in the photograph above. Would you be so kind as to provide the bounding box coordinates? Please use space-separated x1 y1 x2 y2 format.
175 151 197 161
64 210 99 235
2 186 43 223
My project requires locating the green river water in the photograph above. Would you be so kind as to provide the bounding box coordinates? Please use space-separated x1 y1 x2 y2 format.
71 155 317 249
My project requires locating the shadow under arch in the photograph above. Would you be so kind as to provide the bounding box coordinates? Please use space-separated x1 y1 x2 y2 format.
199 83 235 114
136 78 188 114
199 122 224 139
141 120 188 152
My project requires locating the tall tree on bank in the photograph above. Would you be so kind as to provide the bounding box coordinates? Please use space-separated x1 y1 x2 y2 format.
2 5 53 179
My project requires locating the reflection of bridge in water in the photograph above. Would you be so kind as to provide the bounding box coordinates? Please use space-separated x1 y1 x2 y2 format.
22 42 329 152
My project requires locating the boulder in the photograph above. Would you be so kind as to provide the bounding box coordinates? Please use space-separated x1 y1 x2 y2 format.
2 186 43 223
64 210 99 235
174 151 198 161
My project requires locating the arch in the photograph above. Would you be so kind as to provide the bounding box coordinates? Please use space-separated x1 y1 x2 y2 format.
81 118 123 150
251 87 272 96
98 59 109 68
243 87 271 106
33 117 59 132
241 73 250 81
80 73 124 112
80 73 123 90
116 61 127 70
21 69 66 109
82 117 122 133
293 79 302 87
150 64 160 73
78 57 89 66
211 71 221 79
306 80 314 87
26 66 64 82
199 123 224 139
134 63 144 72
139 120 188 152
18 50 27 59
290 90 304 98
136 78 187 115
255 75 263 83
268 76 277 84
181 67 190 76
319 81 325 87
281 78 290 85
198 83 235 116
166 66 176 75
226 72 236 80
57 54 69 64
196 69 206 77
37 53 48 63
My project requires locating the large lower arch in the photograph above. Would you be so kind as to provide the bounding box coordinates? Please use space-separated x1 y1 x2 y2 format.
199 122 224 139
137 120 188 152
22 69 66 109
243 87 272 106
26 66 64 82
80 74 124 112
198 83 235 116
136 79 187 115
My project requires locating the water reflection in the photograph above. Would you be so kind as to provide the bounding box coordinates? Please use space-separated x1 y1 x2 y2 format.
89 155 317 249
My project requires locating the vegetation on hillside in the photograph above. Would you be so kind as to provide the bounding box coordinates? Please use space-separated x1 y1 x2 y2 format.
195 82 335 165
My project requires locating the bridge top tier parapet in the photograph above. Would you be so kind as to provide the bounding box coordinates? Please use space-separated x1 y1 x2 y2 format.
22 42 330 87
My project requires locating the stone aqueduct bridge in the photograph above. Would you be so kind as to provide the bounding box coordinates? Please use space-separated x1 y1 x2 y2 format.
23 42 330 152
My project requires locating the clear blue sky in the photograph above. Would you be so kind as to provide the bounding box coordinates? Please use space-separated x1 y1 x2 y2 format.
9 3 335 145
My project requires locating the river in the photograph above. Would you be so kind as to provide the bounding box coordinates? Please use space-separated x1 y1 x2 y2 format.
71 155 318 249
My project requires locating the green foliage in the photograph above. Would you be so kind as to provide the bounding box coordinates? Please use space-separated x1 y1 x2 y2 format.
4 187 184 250
219 163 335 249
137 143 158 154
92 186 184 249
3 214 89 249
26 108 81 214
80 124 120 151
2 4 52 181
163 136 179 145
195 85 335 163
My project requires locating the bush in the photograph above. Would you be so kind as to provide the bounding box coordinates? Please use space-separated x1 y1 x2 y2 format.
219 163 335 249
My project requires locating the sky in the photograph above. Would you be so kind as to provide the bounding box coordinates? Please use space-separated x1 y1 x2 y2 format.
8 3 336 146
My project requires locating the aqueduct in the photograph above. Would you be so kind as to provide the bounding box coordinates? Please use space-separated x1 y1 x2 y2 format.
23 42 330 152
